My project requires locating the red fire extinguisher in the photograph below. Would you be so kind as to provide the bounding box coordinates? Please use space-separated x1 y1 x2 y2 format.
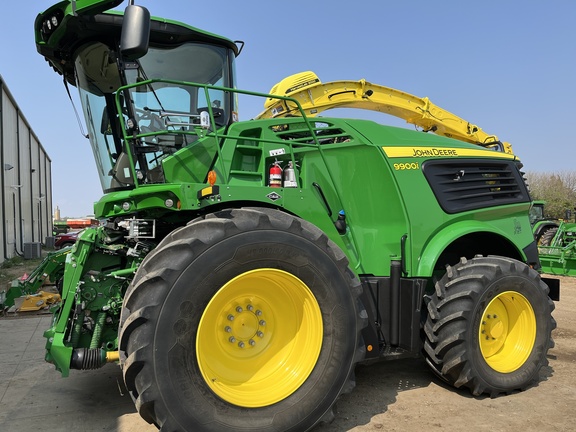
269 160 283 188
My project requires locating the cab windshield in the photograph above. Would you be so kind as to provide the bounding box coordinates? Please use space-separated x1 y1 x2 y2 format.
75 41 233 192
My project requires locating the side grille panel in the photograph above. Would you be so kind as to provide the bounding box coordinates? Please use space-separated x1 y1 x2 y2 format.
422 159 530 214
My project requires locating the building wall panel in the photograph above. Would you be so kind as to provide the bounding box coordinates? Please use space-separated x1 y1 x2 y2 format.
1 75 52 263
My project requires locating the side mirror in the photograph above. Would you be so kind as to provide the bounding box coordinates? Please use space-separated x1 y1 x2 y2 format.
120 5 150 60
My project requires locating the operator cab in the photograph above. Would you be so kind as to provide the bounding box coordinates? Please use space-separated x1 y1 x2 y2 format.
59 6 239 192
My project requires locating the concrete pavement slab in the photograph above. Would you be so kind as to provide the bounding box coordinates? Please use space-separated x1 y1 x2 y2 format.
0 316 156 432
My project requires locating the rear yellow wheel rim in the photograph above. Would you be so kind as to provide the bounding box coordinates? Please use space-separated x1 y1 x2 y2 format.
479 291 536 373
196 268 323 407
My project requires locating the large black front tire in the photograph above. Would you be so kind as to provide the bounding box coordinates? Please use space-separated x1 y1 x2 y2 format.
423 255 555 396
119 208 365 431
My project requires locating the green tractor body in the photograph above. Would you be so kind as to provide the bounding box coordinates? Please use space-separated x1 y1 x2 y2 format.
531 200 560 245
33 2 559 431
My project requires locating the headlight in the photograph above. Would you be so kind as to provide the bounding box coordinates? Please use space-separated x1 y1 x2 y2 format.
40 9 64 40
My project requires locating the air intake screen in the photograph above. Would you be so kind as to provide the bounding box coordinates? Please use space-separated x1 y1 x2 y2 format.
422 159 530 214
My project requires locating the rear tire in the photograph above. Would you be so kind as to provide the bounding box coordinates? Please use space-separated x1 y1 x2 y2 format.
538 227 558 247
423 255 555 396
119 208 365 431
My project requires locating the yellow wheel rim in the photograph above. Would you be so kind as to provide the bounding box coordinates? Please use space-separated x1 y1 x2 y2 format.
196 268 323 407
479 291 536 373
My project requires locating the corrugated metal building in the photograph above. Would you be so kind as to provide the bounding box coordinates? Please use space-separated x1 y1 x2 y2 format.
1 74 52 263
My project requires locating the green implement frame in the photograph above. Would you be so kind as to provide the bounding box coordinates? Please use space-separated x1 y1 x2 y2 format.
2 248 69 309
538 221 576 276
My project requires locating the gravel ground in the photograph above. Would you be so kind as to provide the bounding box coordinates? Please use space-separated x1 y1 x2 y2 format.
1 274 573 432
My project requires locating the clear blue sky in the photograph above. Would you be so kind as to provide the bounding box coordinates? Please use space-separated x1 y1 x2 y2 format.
2 0 574 217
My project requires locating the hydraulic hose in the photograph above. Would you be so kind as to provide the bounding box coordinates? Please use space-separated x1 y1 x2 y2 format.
90 311 107 349
70 311 85 347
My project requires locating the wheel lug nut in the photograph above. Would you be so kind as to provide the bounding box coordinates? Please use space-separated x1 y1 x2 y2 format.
493 315 498 319
487 315 491 319
257 331 264 338
238 341 245 348
236 306 243 313
227 314 234 321
249 339 256 346
229 336 236 343
247 304 254 311
225 326 232 333
256 310 262 316
259 320 266 326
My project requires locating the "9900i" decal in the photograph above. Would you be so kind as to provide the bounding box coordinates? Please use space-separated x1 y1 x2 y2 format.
393 162 420 170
